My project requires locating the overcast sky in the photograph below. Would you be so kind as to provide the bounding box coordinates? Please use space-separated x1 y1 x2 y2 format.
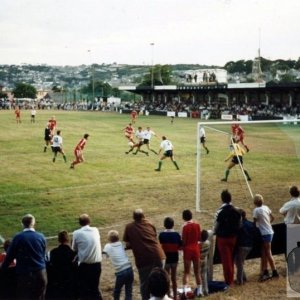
1 0 299 66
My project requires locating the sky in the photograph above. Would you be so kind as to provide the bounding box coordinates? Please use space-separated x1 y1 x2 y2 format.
1 0 300 66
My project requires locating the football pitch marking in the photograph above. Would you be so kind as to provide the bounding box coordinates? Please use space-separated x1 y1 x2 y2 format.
0 173 186 199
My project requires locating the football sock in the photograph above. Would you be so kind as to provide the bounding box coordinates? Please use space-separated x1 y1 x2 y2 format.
244 170 251 180
157 161 162 170
225 169 230 180
150 149 158 154
173 161 179 170
63 155 67 163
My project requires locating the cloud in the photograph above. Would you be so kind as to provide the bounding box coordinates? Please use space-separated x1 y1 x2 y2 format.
0 0 299 65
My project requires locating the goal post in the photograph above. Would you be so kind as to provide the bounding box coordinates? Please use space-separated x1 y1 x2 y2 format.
196 118 299 212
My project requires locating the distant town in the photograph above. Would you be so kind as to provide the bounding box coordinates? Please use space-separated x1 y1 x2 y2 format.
0 56 300 105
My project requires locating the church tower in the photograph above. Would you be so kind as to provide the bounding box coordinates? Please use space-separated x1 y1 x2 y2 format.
252 48 264 82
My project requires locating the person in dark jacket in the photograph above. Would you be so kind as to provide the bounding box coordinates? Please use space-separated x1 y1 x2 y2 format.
1 214 47 299
234 209 256 284
46 231 78 299
214 190 241 285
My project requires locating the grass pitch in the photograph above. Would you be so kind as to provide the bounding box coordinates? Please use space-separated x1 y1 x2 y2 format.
0 109 299 299
0 110 299 240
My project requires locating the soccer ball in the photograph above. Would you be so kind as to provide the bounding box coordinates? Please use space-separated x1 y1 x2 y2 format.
128 141 134 147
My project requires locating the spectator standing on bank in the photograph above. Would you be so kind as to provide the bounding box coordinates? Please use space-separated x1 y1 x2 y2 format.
279 186 300 224
253 194 279 281
103 230 134 300
1 214 47 299
148 267 172 300
200 230 211 296
47 230 77 299
0 239 16 299
214 190 241 285
159 217 182 299
234 209 256 285
181 209 202 297
123 209 165 300
72 214 103 300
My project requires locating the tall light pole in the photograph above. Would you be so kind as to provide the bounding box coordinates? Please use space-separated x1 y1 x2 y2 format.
150 42 155 88
88 50 95 101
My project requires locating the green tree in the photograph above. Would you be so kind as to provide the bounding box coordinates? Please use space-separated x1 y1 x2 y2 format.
295 57 300 70
13 83 37 99
139 64 172 87
81 80 113 99
279 73 297 83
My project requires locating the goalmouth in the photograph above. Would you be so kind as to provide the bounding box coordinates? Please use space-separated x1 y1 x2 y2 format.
196 118 299 212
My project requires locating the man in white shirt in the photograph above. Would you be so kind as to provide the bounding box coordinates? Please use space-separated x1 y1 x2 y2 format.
72 214 103 300
199 125 209 154
279 186 300 224
155 136 179 171
143 127 158 154
51 130 67 163
30 107 36 123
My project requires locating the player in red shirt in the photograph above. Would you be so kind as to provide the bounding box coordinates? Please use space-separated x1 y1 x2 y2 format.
130 110 138 124
15 106 21 124
48 116 57 136
231 124 249 152
70 134 89 169
123 123 135 143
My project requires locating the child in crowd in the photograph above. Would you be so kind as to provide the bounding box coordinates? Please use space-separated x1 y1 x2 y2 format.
103 230 134 300
235 209 256 285
159 217 182 299
148 267 172 300
0 239 16 299
200 230 211 296
253 194 279 281
181 209 203 297
0 240 15 267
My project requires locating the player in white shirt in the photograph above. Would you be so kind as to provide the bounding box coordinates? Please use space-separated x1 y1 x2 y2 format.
155 136 179 171
199 125 209 154
126 127 149 156
142 127 158 154
30 107 36 123
51 130 67 163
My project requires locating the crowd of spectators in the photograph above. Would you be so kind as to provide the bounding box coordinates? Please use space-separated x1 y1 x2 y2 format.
1 95 300 121
127 99 300 119
0 186 299 299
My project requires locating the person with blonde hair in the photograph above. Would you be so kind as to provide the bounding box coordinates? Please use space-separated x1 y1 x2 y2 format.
103 230 133 300
253 194 279 281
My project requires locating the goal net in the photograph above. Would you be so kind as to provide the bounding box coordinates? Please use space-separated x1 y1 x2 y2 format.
196 119 300 212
